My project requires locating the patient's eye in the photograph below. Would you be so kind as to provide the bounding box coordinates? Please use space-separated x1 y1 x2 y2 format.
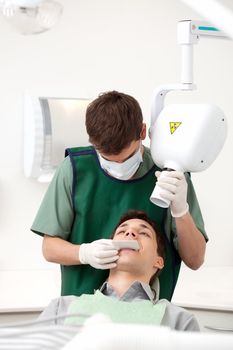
115 230 125 235
140 231 151 237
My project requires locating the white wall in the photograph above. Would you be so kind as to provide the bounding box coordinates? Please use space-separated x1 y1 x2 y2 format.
0 0 233 308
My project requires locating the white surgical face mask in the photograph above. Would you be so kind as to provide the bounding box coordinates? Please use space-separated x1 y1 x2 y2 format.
97 144 143 180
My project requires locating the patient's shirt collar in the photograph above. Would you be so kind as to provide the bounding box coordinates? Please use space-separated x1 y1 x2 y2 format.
99 281 156 303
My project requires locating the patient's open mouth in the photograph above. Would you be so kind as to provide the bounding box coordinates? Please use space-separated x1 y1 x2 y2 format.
112 240 139 251
119 248 138 253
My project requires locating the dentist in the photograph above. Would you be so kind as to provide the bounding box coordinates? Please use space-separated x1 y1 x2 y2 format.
31 91 207 300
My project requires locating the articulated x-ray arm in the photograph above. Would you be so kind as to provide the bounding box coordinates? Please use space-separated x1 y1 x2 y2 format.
150 20 228 207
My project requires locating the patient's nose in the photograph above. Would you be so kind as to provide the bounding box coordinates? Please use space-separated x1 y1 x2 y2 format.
125 230 136 238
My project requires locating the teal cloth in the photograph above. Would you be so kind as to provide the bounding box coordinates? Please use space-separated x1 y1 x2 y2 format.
64 291 166 326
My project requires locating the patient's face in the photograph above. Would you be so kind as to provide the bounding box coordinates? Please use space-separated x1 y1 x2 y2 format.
113 218 164 278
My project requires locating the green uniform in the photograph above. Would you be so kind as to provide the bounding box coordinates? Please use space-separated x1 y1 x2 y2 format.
31 146 207 300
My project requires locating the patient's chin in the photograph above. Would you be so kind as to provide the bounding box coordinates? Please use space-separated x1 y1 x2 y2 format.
116 255 137 269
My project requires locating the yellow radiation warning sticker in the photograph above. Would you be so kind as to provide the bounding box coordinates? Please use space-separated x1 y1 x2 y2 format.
169 122 182 134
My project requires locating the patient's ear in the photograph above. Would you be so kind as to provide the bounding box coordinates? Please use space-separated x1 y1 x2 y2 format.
140 123 146 140
153 256 164 270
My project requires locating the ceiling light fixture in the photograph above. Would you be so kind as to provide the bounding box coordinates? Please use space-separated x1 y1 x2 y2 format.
0 0 63 34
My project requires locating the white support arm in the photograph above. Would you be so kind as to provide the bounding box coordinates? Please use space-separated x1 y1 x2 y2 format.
177 20 199 84
150 83 195 128
177 20 227 84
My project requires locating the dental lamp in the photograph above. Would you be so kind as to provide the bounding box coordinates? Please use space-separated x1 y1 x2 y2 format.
150 20 228 208
0 0 63 35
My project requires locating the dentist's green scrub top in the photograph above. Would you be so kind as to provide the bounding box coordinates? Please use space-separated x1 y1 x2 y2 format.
31 146 207 300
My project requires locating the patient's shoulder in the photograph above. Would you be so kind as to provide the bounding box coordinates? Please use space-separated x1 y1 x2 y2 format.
38 295 78 324
55 295 78 311
157 299 200 331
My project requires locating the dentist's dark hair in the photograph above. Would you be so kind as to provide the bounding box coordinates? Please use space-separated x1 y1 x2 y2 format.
86 91 143 154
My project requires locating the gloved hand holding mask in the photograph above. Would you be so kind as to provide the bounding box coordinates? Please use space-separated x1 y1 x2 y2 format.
79 239 119 269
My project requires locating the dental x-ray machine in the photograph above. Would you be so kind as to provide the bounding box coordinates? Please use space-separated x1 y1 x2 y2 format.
150 20 228 207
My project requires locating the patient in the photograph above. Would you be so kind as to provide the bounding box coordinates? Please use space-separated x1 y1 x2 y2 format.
38 210 199 331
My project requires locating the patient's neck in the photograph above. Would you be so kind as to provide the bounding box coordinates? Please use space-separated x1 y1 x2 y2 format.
107 270 149 297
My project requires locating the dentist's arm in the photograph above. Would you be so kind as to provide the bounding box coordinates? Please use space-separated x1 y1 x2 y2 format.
173 212 206 270
156 171 206 270
43 235 81 265
43 235 119 269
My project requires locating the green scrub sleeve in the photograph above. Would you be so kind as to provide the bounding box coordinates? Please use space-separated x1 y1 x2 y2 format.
31 156 74 239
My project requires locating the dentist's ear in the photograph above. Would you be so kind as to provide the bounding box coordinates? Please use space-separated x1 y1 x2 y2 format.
140 123 146 140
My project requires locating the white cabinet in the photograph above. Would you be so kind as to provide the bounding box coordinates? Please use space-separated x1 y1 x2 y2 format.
186 307 233 333
172 265 233 333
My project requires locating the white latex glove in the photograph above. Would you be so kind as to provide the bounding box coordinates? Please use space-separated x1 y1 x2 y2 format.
79 239 119 269
155 170 189 218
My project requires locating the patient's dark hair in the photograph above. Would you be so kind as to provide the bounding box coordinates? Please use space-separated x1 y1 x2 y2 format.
112 210 166 281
